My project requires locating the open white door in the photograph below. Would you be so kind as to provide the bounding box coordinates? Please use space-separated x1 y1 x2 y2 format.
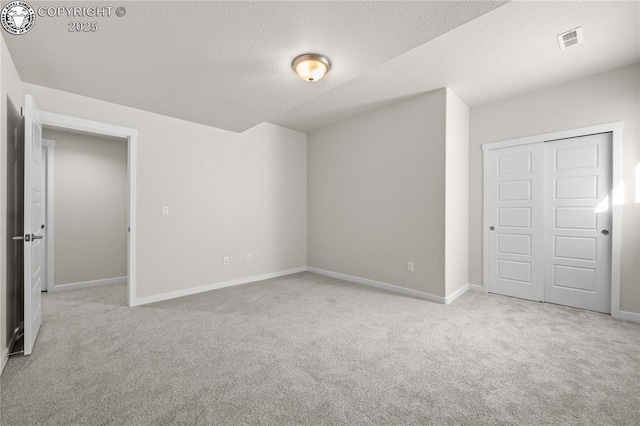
23 95 44 355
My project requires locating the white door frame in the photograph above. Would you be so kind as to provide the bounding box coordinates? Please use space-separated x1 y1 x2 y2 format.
38 110 138 307
482 122 624 319
42 138 55 293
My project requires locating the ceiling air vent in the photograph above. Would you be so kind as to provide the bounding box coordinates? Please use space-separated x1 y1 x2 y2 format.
557 27 583 50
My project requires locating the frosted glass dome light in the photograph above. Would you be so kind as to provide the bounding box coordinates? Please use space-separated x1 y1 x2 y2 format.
292 54 331 82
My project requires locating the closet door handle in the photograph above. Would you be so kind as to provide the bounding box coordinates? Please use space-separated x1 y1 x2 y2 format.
601 229 609 235
489 226 495 231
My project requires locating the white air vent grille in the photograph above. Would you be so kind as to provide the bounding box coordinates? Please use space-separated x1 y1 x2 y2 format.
557 27 583 50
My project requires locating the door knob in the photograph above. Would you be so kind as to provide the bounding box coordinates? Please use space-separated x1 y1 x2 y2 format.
489 226 495 231
601 229 610 235
17 234 44 242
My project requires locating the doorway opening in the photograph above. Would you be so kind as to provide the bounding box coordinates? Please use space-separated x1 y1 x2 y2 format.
6 98 24 356
38 108 138 308
42 128 128 297
18 95 137 356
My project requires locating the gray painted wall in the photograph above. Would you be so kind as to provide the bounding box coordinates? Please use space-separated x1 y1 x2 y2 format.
24 82 308 300
308 89 448 296
42 129 127 286
307 88 471 299
469 63 639 314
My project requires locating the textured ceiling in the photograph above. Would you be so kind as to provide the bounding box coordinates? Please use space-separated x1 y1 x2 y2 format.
271 0 640 132
6 1 637 134
4 1 506 132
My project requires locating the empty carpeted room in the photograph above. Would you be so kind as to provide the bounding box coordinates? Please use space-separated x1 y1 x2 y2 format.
1 1 639 425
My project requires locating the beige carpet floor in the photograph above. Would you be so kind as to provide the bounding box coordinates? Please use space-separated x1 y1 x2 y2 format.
1 272 639 425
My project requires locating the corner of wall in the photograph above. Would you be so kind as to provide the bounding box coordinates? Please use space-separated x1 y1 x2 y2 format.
307 89 448 297
444 88 470 298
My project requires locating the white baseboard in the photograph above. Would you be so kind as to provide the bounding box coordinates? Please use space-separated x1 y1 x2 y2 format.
468 283 485 293
131 267 307 307
445 284 469 304
616 310 640 323
307 267 448 304
50 276 127 292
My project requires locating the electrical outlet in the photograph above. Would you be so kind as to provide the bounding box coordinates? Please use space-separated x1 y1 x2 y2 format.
161 206 169 216
408 262 414 272
246 254 252 262
223 256 229 266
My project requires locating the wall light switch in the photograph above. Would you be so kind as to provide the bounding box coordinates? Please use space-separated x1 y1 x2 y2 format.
161 206 169 216
223 256 229 266
246 254 252 262
408 262 414 272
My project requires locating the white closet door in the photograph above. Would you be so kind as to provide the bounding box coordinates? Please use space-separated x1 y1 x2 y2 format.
488 143 545 301
544 133 612 313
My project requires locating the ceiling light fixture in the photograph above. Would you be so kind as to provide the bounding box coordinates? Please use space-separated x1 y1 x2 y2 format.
292 53 331 82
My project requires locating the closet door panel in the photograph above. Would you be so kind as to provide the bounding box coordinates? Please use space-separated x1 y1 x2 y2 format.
544 133 612 313
488 143 545 301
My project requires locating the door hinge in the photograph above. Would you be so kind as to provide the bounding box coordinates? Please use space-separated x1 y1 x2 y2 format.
20 107 24 117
